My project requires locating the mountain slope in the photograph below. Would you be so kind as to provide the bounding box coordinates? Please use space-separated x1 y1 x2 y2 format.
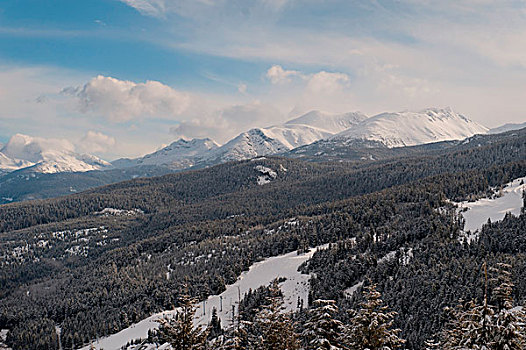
284 110 367 133
0 165 174 204
489 122 526 134
200 111 368 165
0 134 111 173
333 107 488 147
112 138 218 170
202 128 289 163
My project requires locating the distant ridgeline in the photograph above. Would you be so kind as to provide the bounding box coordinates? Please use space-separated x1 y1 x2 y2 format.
0 128 525 349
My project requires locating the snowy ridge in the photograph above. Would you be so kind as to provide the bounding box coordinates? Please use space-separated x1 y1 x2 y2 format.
285 110 368 134
261 125 332 150
203 111 367 164
112 138 219 169
0 134 111 174
205 128 289 162
488 122 526 134
333 107 488 148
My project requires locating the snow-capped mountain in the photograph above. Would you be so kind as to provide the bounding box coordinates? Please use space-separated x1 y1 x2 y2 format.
112 138 219 170
0 134 111 174
333 107 488 148
201 111 368 164
488 122 526 134
203 128 289 163
284 110 367 134
111 111 368 169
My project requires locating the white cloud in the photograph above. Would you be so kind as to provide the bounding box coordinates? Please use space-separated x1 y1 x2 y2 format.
78 131 116 153
120 0 167 17
63 75 191 122
120 0 290 18
306 71 350 93
1 133 75 163
238 83 248 94
266 65 302 84
170 101 283 143
266 66 350 93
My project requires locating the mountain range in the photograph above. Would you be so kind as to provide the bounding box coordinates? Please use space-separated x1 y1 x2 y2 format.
0 107 523 205
108 107 489 171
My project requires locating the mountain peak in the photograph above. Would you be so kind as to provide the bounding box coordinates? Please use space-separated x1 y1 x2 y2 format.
285 110 368 134
0 134 110 174
334 107 488 148
112 137 219 170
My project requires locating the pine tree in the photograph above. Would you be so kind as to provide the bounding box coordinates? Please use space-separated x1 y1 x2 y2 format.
302 299 349 350
215 324 249 350
209 307 223 339
441 299 496 349
255 280 299 350
347 283 405 350
489 263 526 350
437 262 526 350
157 286 209 350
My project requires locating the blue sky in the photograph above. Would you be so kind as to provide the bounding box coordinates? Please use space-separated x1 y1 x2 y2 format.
0 0 525 159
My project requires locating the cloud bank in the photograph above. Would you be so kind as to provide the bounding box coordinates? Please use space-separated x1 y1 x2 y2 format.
62 75 190 122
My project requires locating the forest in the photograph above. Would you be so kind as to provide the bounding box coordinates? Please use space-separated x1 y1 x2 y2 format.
0 128 525 349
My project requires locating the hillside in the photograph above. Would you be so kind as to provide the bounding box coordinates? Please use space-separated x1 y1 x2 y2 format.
0 128 525 349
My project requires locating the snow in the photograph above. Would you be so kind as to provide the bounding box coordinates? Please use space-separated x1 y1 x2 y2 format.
95 208 144 216
112 138 218 169
255 165 278 185
333 107 488 148
455 176 525 240
80 247 324 350
488 122 526 134
206 128 288 162
377 250 397 264
285 111 368 134
255 165 277 185
0 329 11 350
199 110 368 164
344 281 363 298
0 134 111 173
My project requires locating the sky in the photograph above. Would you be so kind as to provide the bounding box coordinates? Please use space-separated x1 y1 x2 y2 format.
0 0 525 160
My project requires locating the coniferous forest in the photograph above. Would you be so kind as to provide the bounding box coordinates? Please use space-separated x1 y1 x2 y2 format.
0 129 525 349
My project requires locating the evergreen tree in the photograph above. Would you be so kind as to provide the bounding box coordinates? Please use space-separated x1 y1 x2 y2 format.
437 263 526 350
302 299 349 350
347 283 405 350
214 326 247 350
208 307 223 339
157 286 209 350
255 280 299 350
489 263 526 350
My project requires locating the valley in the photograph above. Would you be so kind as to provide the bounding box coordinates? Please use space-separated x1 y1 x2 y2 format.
0 127 524 349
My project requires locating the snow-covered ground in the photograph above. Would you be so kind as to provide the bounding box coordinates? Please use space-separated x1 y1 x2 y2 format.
344 281 363 298
458 176 525 232
456 176 525 239
80 247 323 350
255 165 277 185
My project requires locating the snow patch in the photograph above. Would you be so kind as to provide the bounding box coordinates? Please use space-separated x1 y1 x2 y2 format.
0 329 11 350
344 281 363 298
255 165 277 185
454 176 525 242
95 208 144 216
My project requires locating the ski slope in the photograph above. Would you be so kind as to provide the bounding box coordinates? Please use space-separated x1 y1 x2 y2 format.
79 247 324 350
457 176 525 234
